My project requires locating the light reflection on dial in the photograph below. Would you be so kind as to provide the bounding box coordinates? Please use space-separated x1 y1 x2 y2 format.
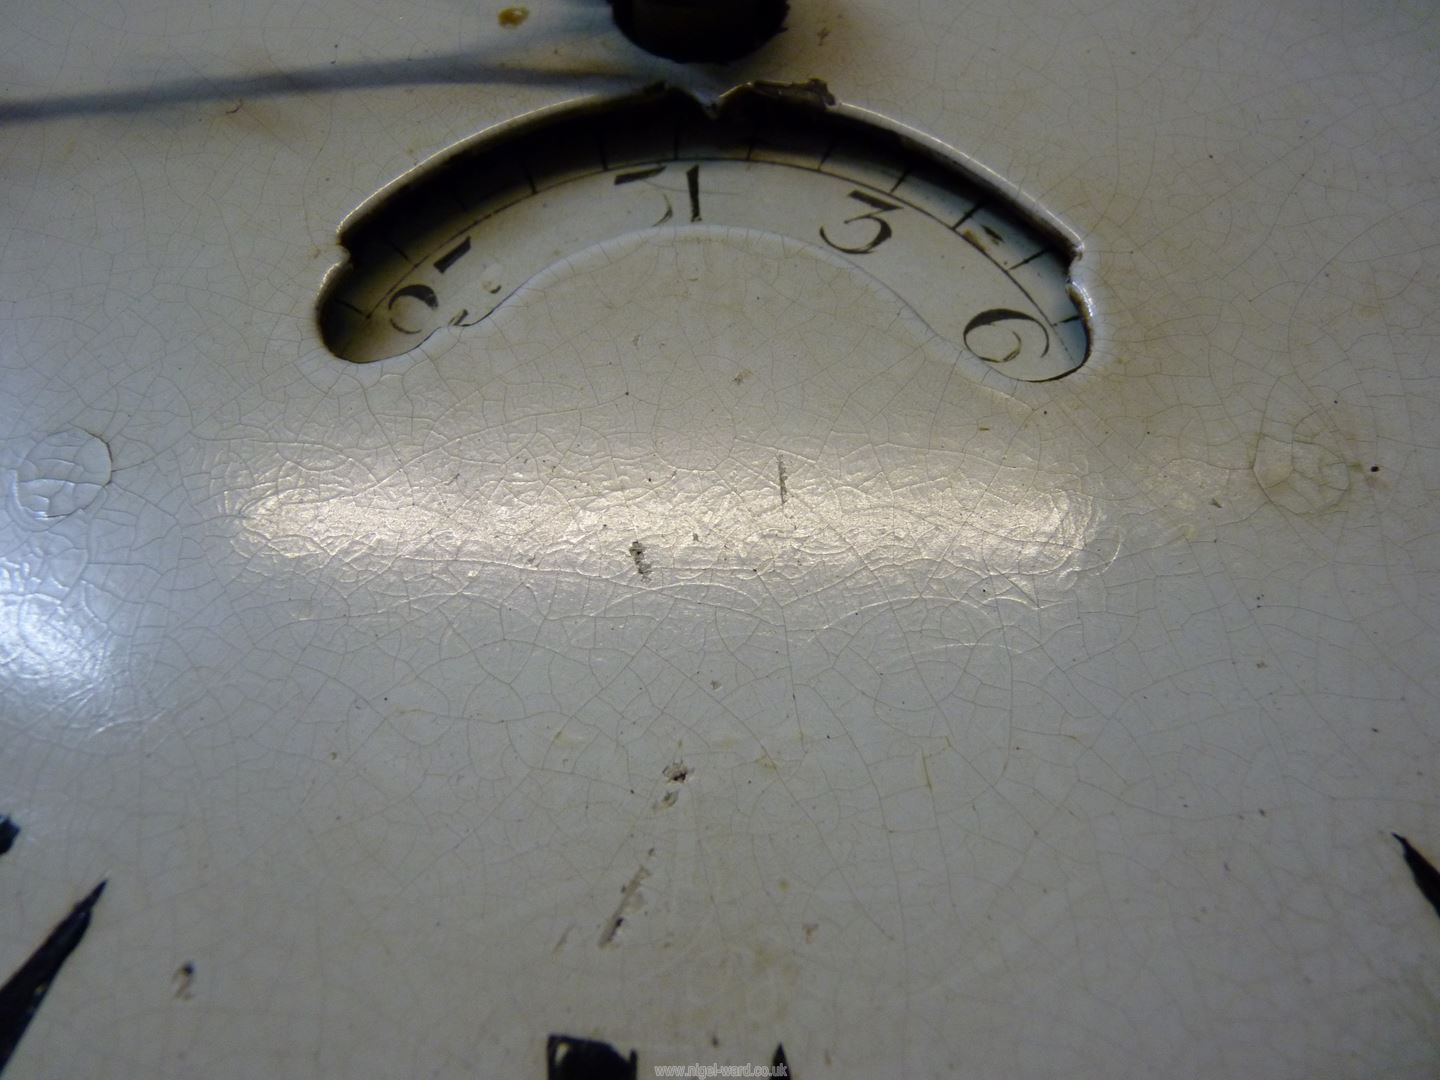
320 83 1091 381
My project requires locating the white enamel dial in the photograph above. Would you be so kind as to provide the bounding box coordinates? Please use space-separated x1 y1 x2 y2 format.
0 2 1436 1078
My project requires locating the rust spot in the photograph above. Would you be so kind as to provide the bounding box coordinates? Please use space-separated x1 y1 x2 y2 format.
498 6 529 27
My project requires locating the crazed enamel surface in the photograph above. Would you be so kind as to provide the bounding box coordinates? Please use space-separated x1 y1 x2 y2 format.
1 1 1438 1077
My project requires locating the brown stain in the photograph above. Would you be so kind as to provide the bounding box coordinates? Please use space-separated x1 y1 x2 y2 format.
663 761 690 783
1252 427 1350 515
498 6 529 27
629 539 653 577
599 865 649 947
745 942 801 1018
1244 380 1360 516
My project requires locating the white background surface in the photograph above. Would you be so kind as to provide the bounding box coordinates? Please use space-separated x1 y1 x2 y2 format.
1 0 1438 1076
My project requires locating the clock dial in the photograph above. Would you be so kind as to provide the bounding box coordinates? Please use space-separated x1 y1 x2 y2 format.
320 84 1089 381
1 2 1436 1077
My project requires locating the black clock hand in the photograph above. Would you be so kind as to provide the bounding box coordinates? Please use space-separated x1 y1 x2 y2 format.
0 881 107 1075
